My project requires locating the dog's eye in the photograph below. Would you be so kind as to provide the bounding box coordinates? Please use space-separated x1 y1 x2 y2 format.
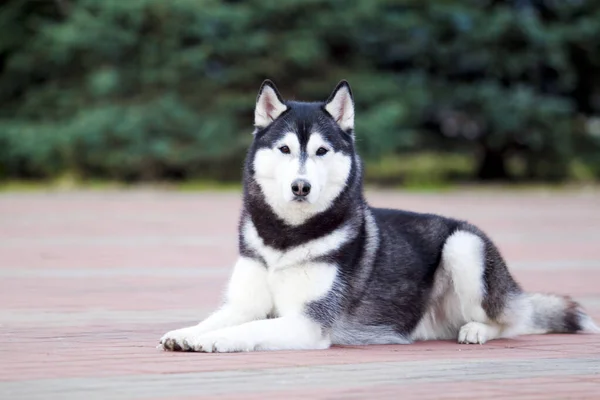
279 146 290 154
316 147 329 156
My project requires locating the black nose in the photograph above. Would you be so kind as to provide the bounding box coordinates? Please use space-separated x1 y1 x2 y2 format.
291 179 311 197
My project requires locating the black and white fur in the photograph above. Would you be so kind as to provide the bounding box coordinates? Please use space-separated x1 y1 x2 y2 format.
159 80 599 352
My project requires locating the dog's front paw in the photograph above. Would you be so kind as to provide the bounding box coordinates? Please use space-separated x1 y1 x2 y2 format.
159 327 201 351
185 334 254 353
159 327 254 353
458 322 489 344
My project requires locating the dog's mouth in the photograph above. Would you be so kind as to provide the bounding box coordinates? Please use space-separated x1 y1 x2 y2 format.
292 196 309 203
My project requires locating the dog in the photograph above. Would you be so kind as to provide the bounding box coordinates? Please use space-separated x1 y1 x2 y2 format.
159 80 599 352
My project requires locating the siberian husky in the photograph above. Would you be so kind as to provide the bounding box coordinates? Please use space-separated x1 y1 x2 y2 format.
159 80 598 352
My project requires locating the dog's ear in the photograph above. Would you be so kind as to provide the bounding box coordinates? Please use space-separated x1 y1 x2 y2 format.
255 80 287 129
325 80 354 132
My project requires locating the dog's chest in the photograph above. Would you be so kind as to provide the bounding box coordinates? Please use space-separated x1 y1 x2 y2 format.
265 262 336 316
249 237 336 314
243 219 352 270
242 219 347 315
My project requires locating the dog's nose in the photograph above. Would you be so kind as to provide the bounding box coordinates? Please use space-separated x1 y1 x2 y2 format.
291 179 311 197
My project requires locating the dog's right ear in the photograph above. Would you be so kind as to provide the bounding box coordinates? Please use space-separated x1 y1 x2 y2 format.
255 80 287 130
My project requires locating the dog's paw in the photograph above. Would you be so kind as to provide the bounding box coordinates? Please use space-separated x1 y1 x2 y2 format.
458 322 489 344
184 334 254 353
159 327 201 351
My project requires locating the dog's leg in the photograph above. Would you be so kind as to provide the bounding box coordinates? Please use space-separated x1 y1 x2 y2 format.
441 229 599 344
167 261 338 352
179 314 330 352
441 230 503 344
160 257 272 351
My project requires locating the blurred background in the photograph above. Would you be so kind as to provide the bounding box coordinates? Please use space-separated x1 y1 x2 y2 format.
2 0 600 188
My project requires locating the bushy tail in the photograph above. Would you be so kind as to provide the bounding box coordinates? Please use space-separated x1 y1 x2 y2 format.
528 293 600 334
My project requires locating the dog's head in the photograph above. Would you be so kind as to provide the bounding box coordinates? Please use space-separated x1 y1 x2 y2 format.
247 80 357 225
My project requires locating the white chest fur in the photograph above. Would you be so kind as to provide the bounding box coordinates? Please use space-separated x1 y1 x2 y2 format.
240 220 347 316
267 262 336 315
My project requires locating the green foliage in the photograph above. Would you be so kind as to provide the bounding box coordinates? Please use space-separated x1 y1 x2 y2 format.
1 0 600 182
365 152 475 188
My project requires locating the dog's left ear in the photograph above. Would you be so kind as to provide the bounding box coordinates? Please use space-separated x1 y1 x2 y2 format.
255 79 288 129
325 80 354 132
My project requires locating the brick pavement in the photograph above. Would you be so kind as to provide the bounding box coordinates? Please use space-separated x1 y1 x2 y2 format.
1 189 599 399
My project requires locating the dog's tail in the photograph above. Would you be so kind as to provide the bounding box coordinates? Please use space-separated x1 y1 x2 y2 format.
525 293 600 334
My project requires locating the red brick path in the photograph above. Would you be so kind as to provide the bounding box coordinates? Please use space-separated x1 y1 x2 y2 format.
1 190 599 399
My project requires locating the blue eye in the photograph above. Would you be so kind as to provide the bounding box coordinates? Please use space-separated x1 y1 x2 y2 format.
279 146 290 154
316 147 329 156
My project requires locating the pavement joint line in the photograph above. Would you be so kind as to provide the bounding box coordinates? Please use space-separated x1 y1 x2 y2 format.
0 267 230 278
0 357 598 399
3 233 600 246
0 309 210 326
1 260 599 278
2 302 599 327
0 236 233 247
2 209 600 222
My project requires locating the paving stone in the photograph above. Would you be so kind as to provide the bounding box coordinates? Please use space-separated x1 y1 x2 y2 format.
1 190 599 399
